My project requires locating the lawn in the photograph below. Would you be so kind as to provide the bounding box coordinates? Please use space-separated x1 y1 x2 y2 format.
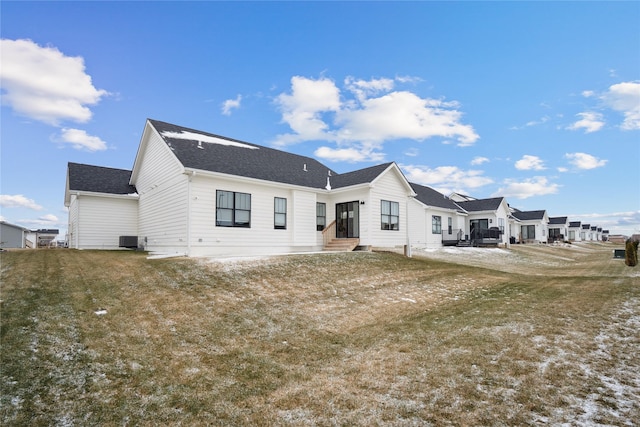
1 243 638 426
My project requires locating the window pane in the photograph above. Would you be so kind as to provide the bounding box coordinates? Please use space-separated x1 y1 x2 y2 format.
316 202 325 216
236 193 251 210
216 208 233 226
275 213 286 228
275 197 286 213
390 202 399 216
381 200 390 215
235 210 250 226
217 190 233 209
390 216 399 230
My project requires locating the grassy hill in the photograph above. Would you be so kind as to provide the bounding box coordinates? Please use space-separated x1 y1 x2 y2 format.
1 244 638 425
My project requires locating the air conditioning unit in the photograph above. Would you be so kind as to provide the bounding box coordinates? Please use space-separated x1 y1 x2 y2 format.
119 236 138 249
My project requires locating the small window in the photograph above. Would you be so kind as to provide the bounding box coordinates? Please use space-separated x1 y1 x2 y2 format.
447 217 453 235
432 215 442 234
216 190 251 227
274 197 287 229
381 200 399 230
316 202 326 231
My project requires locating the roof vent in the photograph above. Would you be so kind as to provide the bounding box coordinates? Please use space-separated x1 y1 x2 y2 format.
197 141 204 149
303 163 307 172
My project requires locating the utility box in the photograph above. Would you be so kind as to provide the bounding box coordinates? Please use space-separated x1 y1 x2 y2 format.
613 249 625 259
119 236 138 249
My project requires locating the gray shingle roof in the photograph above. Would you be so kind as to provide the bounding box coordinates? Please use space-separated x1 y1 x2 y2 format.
150 119 337 189
548 216 568 225
455 197 505 212
569 221 581 227
67 162 137 195
331 163 395 189
513 210 546 221
410 182 461 210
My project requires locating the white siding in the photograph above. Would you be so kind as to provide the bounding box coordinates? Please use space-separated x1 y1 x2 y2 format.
292 190 317 246
72 195 138 249
186 174 324 257
369 169 411 248
135 128 189 254
138 174 188 254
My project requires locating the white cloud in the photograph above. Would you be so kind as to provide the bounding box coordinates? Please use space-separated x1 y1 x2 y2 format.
557 167 569 173
221 95 242 116
273 75 479 151
344 76 395 101
314 145 385 163
54 128 108 151
565 152 607 170
402 164 493 195
471 156 489 166
582 90 596 98
19 214 61 227
0 39 108 125
567 112 605 133
600 81 640 130
515 155 546 171
0 194 43 210
492 176 560 199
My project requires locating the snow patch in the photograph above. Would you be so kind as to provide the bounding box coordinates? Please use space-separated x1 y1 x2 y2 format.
161 130 259 150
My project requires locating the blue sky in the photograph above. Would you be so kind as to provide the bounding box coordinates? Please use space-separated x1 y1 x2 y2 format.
1 1 639 238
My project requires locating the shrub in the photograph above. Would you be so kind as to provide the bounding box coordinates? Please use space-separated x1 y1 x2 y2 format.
625 239 639 267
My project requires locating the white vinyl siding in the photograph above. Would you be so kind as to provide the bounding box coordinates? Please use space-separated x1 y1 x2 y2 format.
368 167 411 248
69 195 138 249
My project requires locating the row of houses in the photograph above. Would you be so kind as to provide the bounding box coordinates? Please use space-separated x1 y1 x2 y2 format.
63 119 610 258
0 222 59 249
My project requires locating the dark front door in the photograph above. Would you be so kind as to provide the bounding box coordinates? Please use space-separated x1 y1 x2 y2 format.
336 202 359 238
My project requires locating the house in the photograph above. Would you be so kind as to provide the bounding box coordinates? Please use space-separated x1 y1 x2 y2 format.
66 163 139 250
408 183 467 248
453 197 512 247
66 119 417 257
512 210 549 243
27 229 60 248
568 221 582 242
548 216 569 243
0 221 29 248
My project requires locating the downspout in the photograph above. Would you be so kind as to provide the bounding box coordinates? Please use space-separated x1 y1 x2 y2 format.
405 197 412 257
186 171 196 256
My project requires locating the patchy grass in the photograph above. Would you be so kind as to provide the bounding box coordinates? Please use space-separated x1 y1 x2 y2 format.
1 244 638 425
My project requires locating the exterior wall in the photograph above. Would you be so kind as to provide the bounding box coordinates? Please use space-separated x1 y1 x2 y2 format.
0 223 26 248
519 220 548 243
135 128 189 254
568 226 582 241
68 195 138 249
368 170 412 248
186 174 326 257
407 200 462 249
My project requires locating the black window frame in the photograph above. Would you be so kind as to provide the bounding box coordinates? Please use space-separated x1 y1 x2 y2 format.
274 197 287 230
316 202 326 231
216 190 251 228
432 215 442 234
381 200 400 231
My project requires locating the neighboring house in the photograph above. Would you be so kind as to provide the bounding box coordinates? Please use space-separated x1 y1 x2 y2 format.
454 197 512 246
26 229 60 248
581 224 592 241
602 229 610 242
408 183 467 248
67 119 417 257
608 235 627 244
513 210 549 243
0 221 29 248
548 216 569 243
65 163 139 250
568 221 582 242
